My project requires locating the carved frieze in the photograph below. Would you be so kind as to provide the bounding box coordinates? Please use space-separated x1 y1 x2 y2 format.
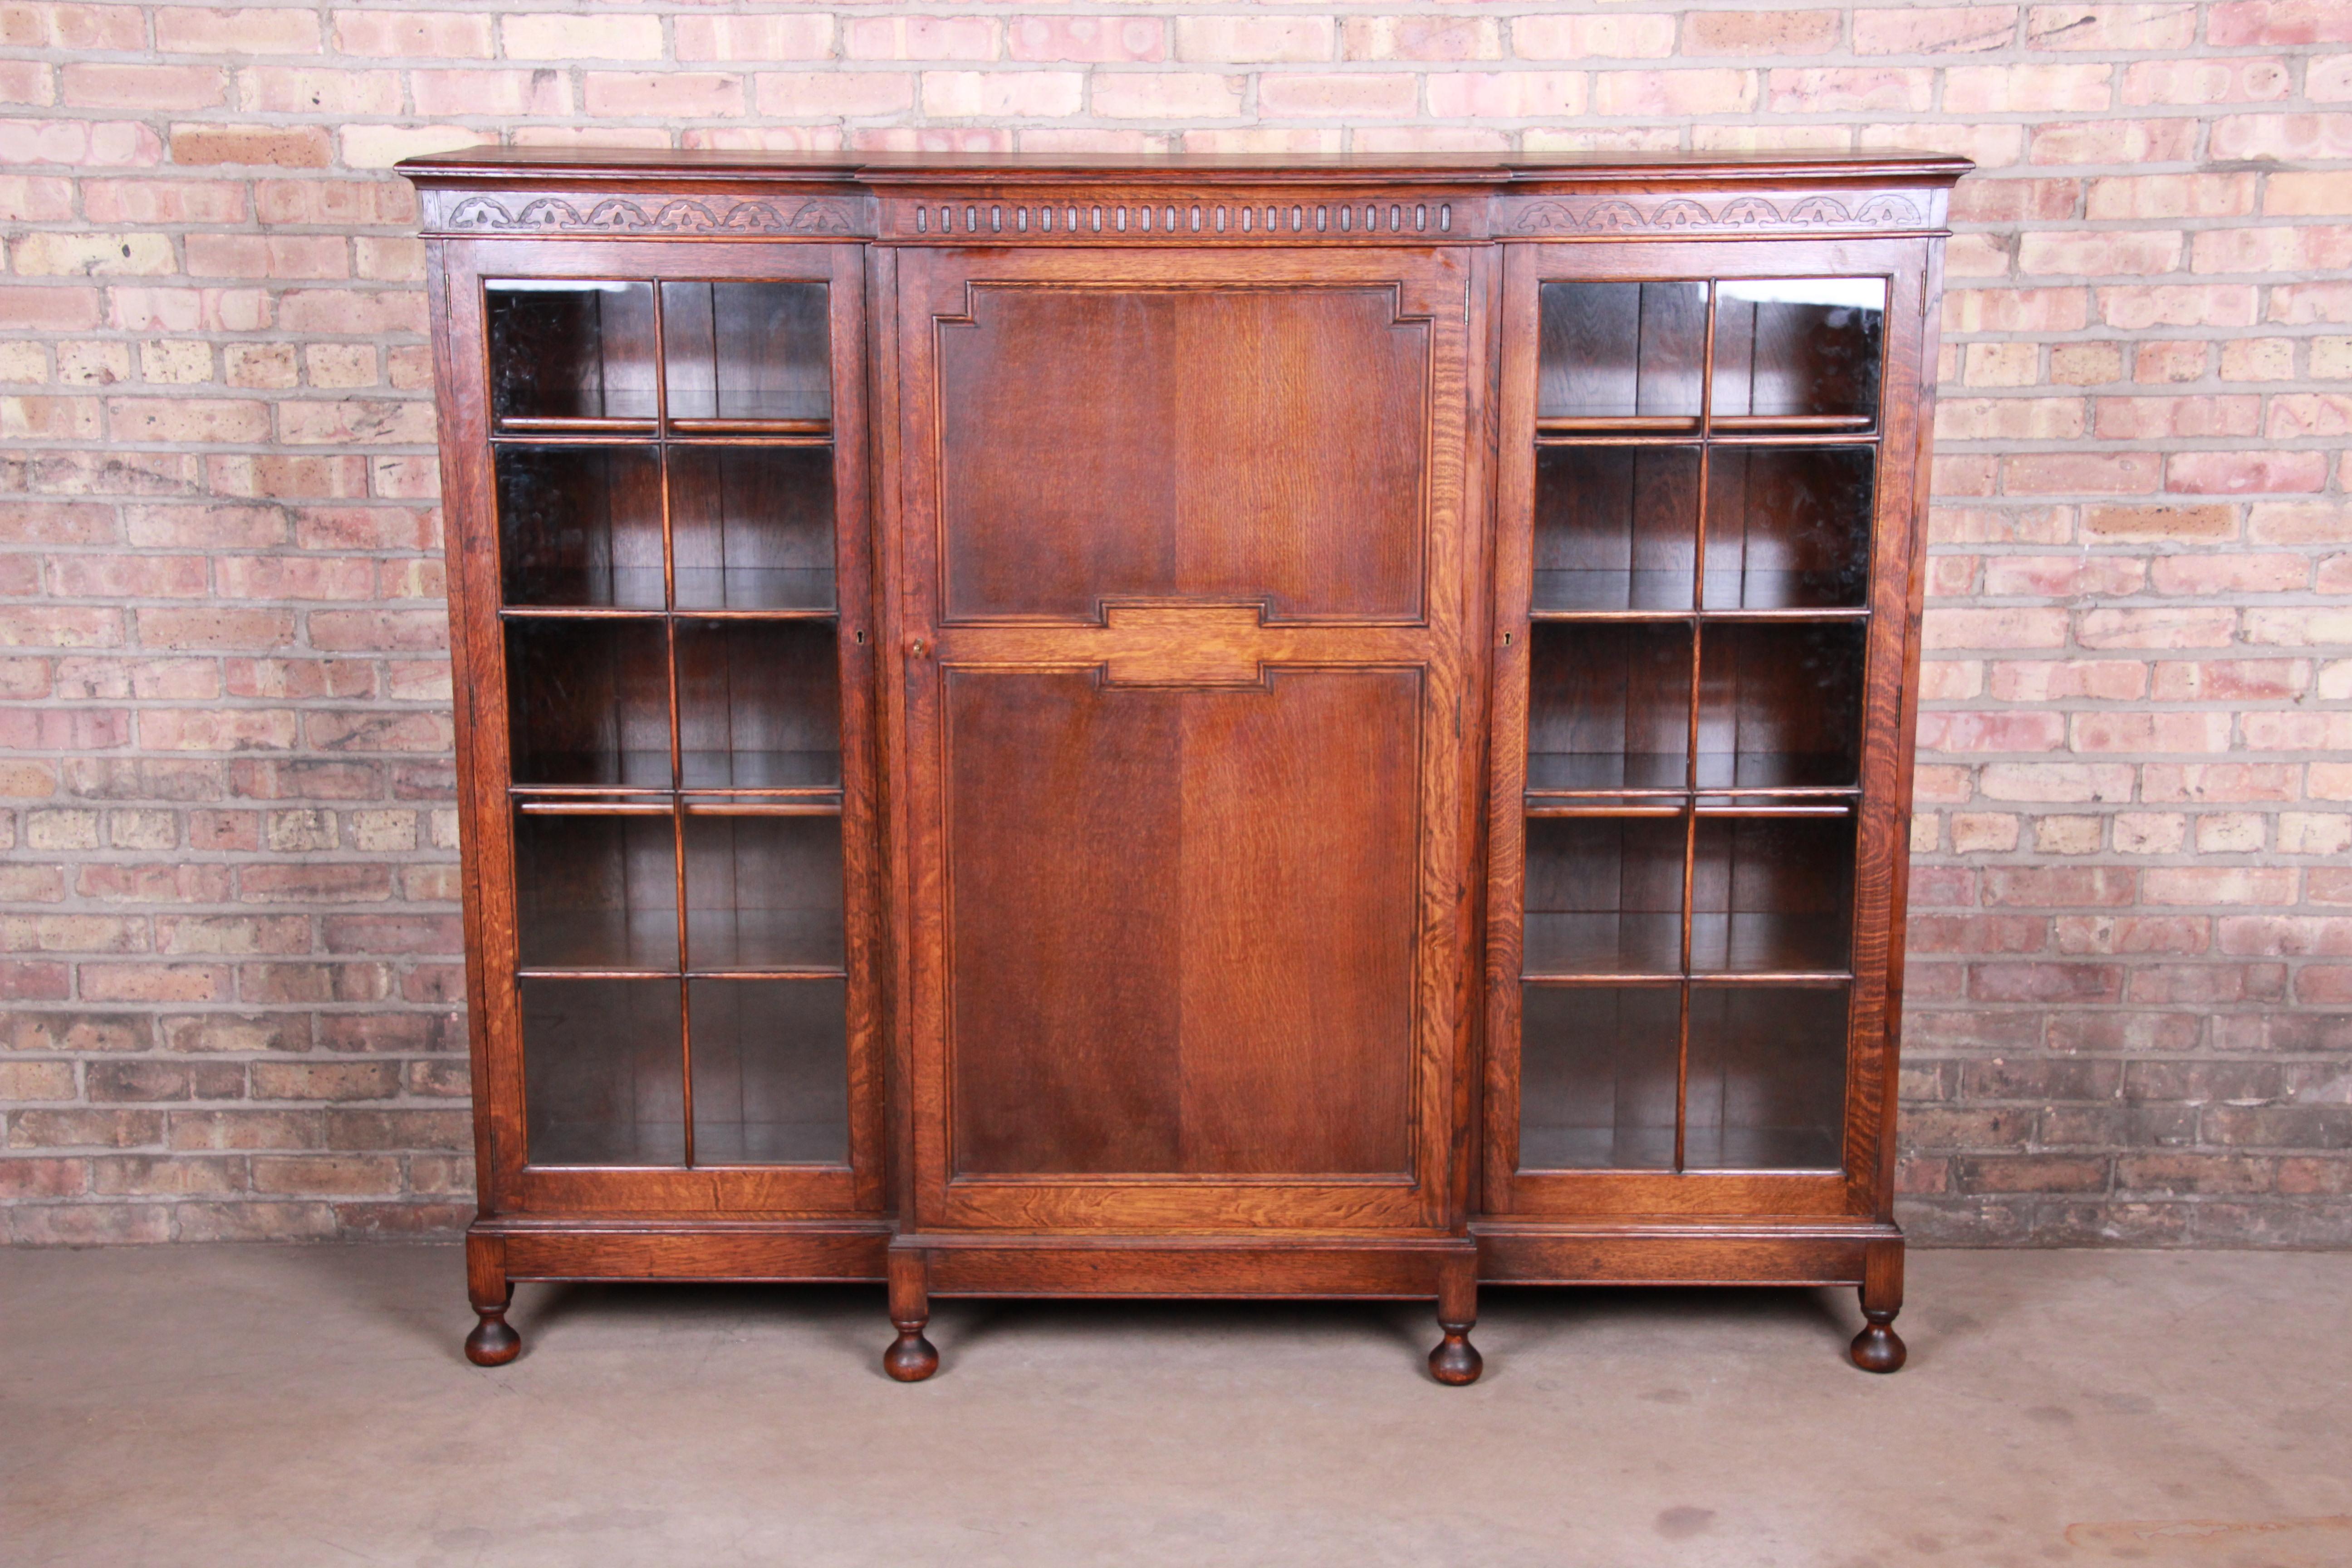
429 193 867 237
1504 191 1929 237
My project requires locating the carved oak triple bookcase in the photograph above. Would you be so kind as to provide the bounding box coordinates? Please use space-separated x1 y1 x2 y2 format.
408 149 1967 1381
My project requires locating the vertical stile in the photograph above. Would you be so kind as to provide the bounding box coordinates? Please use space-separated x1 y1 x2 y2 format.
1673 284 1720 1176
651 281 696 1170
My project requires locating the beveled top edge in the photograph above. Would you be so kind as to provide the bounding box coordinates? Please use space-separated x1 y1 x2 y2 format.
396 145 1972 187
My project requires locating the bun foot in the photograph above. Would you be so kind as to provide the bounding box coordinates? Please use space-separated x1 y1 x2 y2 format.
1429 1325 1482 1386
1850 1309 1906 1373
884 1328 939 1382
465 1308 521 1367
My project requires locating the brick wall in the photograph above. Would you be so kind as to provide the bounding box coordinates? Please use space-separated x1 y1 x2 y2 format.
2 1 2347 1245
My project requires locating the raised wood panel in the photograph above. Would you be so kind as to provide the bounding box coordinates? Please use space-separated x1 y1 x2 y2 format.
944 667 1419 1177
935 283 1430 623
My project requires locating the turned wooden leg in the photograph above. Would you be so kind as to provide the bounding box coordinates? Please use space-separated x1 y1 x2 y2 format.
1850 1238 1907 1374
883 1247 938 1382
464 1233 521 1367
1428 1250 1483 1386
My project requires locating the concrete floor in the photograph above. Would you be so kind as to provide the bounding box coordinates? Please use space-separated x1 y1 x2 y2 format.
3 1247 2347 1567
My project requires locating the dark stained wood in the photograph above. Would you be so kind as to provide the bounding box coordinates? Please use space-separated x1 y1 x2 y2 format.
413 152 1964 1379
891 243 1481 1241
943 670 1418 1177
935 284 1429 622
1852 1235 1908 1372
906 1233 1471 1298
496 1220 890 1281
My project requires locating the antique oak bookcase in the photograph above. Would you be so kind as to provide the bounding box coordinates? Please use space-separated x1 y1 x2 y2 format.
408 149 1965 1382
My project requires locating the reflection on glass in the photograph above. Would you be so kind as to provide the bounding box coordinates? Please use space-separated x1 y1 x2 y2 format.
1711 278 1884 425
1690 813 1856 974
1704 446 1875 609
1534 446 1699 611
1519 983 1679 1170
662 281 831 423
1538 281 1707 422
487 281 657 424
496 446 664 608
670 447 836 611
1523 814 1686 976
684 812 844 971
1686 983 1848 1169
505 620 671 788
515 811 678 971
675 620 841 790
1696 622 1865 790
521 978 682 1166
1528 624 1691 793
688 978 848 1165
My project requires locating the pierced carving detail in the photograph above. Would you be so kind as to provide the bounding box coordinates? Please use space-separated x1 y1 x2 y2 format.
1511 192 1921 234
440 195 862 236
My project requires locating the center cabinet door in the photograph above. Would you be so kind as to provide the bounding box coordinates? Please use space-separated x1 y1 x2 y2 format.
886 245 1487 1233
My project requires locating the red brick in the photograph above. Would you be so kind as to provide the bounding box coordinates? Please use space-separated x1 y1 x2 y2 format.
167 123 330 168
331 11 492 58
2122 57 2292 106
2209 113 2352 161
2208 0 2352 45
1768 67 1932 112
2025 4 2197 50
60 63 225 111
1343 15 1501 61
1854 7 2020 53
2166 451 2331 495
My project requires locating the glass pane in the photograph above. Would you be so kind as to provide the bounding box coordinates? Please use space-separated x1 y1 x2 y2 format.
521 978 682 1166
662 281 831 423
670 446 836 612
1710 278 1884 425
1538 281 1706 421
487 281 657 424
675 621 841 791
496 445 664 609
688 978 848 1165
514 810 678 971
1518 983 1679 1170
1690 813 1856 974
1703 445 1875 610
505 620 671 788
1523 814 1687 976
1696 622 1865 790
1534 446 1699 612
684 812 844 971
1528 624 1691 794
1686 983 1848 1169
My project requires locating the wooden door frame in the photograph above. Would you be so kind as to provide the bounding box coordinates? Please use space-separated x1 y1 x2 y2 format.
431 236 889 1220
877 242 1495 1236
1480 235 1936 1223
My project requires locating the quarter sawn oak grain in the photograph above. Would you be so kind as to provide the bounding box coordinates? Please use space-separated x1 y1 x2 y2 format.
409 150 1966 1383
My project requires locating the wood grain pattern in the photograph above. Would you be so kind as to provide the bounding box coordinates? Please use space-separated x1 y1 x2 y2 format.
892 243 1481 1238
934 283 1429 623
412 154 1964 1376
941 667 1418 1177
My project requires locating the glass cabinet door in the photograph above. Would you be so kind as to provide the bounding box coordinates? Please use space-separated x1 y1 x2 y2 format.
485 275 851 1173
1516 273 1887 1179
